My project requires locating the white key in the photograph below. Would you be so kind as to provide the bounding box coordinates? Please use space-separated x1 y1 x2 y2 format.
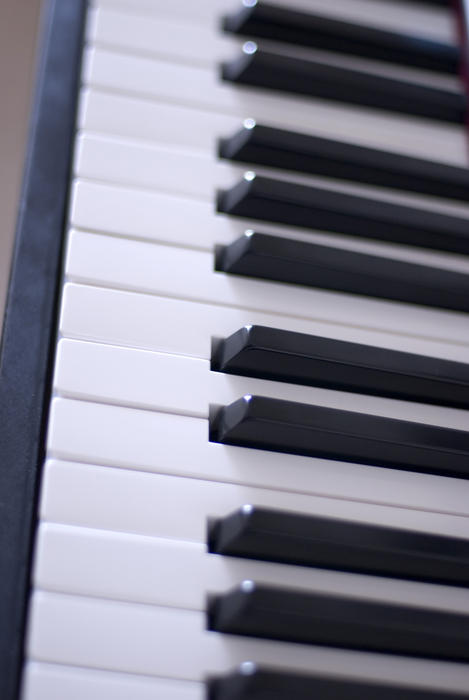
60 283 469 363
70 179 469 272
64 230 469 346
88 7 240 66
34 523 469 613
22 662 202 700
26 590 469 691
53 338 469 430
80 88 468 175
74 133 469 220
78 88 240 150
91 0 221 23
83 48 467 165
74 132 242 200
92 0 456 44
46 407 469 517
79 86 467 175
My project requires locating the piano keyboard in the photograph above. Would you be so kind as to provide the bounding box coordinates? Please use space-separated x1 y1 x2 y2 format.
5 0 469 697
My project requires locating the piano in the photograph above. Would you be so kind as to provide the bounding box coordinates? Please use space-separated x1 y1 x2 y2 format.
2 0 469 697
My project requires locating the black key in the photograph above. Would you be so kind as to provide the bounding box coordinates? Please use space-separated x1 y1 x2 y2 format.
208 664 469 700
210 395 469 479
221 45 466 123
219 122 469 201
217 174 469 255
208 581 469 660
215 231 469 312
209 505 469 585
223 3 458 73
212 325 469 408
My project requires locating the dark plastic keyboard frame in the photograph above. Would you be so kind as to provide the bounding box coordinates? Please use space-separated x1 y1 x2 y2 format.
0 2 86 697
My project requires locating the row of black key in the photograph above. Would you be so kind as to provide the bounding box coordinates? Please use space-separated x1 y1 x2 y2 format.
218 173 469 255
208 581 469 660
216 230 469 311
207 501 469 697
209 504 469 586
210 394 469 478
223 1 458 73
212 325 469 408
219 121 469 201
210 3 469 697
209 665 469 700
222 44 466 123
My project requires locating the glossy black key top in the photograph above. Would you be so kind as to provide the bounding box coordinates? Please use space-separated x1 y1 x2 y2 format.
208 664 469 700
212 325 469 408
221 45 466 123
219 122 469 201
223 3 458 73
217 174 469 254
208 581 469 660
210 395 469 479
215 232 469 312
209 505 469 585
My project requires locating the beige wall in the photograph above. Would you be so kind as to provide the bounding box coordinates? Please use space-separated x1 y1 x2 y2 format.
0 0 43 339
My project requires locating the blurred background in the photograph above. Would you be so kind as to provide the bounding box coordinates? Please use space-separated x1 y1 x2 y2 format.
0 0 43 340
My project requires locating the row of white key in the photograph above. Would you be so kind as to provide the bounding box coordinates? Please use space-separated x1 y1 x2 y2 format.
54 337 469 429
83 47 467 164
79 86 469 196
34 522 469 613
88 5 460 90
71 177 469 271
26 514 469 693
61 282 469 362
23 662 202 700
26 588 469 691
65 229 469 345
74 131 469 219
47 404 469 517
